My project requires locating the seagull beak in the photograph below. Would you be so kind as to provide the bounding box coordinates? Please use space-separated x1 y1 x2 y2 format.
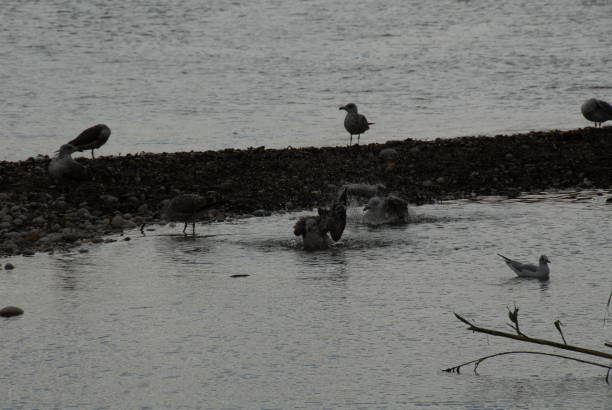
363 205 370 211
339 106 346 111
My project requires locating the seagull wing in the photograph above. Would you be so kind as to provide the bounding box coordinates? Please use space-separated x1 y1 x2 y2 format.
358 114 371 131
384 195 408 216
68 124 105 149
63 160 90 181
595 99 612 115
293 218 306 236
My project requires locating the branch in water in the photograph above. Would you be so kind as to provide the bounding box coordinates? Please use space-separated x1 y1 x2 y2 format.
443 350 612 378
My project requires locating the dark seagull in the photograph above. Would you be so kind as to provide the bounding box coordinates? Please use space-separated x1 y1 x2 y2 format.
164 192 222 236
581 98 612 127
68 124 111 158
48 144 90 185
293 188 348 251
339 103 374 145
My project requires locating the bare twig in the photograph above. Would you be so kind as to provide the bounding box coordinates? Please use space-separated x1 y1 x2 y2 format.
554 320 567 344
443 350 612 375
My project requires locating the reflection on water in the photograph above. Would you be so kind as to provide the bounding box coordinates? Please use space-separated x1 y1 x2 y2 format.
1 191 612 408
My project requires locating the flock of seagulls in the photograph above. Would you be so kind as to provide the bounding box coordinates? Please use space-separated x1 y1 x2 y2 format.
44 97 611 277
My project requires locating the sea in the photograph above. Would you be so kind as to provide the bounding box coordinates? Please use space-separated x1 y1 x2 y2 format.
1 0 611 161
2 1 612 409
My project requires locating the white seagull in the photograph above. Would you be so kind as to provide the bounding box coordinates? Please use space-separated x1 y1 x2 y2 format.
363 194 410 225
498 254 551 279
48 144 90 184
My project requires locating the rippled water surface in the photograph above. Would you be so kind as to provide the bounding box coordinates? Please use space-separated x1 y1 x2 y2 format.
2 0 612 160
2 192 612 408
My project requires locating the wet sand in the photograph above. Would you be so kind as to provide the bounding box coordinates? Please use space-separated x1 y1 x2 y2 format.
1 127 611 256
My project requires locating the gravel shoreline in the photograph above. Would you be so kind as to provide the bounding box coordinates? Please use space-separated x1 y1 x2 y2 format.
1 127 611 257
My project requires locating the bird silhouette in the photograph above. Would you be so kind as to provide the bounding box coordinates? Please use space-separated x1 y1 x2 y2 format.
339 103 374 145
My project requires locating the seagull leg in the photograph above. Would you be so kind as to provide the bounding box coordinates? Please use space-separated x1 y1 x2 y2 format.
357 134 360 145
91 149 95 159
349 135 352 145
182 222 188 235
192 220 196 236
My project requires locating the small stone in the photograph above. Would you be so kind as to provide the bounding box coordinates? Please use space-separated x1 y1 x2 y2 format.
22 250 35 256
4 263 15 270
137 204 150 215
100 195 119 204
379 148 398 159
436 177 446 184
31 216 46 225
422 180 433 187
111 215 137 229
252 209 267 217
0 306 23 317
0 222 11 229
124 237 131 241
78 248 89 253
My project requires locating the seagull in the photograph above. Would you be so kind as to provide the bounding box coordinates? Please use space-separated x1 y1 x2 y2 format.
48 144 90 185
164 192 221 236
498 254 551 279
68 124 111 158
339 103 374 145
363 194 410 225
293 188 348 250
581 98 612 127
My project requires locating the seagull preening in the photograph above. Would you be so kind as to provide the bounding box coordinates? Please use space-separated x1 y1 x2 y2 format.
48 144 90 185
68 124 111 158
293 188 348 251
363 194 410 225
581 98 612 127
339 103 374 145
164 192 222 236
498 254 551 280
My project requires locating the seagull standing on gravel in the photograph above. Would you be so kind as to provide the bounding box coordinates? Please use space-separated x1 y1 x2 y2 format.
48 144 90 185
339 103 374 145
498 254 551 280
68 124 111 158
581 98 612 127
164 193 221 236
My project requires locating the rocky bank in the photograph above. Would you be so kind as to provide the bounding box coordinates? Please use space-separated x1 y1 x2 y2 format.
1 127 611 257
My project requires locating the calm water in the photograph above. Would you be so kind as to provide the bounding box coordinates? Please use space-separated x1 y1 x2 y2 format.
1 191 612 408
2 0 612 161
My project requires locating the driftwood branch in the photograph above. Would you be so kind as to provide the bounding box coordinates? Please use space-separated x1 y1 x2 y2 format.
453 313 612 360
443 350 612 375
448 312 612 382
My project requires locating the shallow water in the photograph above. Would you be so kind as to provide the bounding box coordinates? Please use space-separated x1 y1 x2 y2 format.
2 191 612 408
2 0 612 160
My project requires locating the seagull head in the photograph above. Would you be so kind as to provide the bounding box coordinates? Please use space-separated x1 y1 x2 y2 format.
339 103 358 114
55 144 79 158
540 255 551 265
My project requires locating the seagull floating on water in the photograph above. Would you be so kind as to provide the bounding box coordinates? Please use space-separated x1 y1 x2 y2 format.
581 98 612 128
293 188 348 250
498 253 551 280
164 192 221 236
363 194 410 225
48 144 90 185
68 124 111 158
339 103 374 145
